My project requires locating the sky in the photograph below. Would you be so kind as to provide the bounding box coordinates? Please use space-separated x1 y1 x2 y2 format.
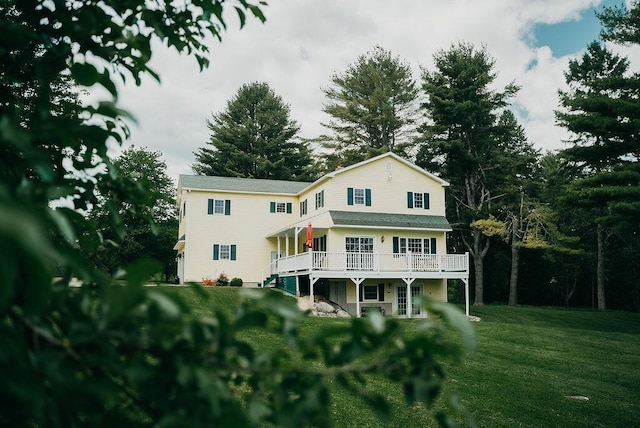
100 0 637 180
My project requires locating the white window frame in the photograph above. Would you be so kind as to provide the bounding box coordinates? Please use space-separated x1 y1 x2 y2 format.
219 244 231 260
353 188 365 205
276 202 286 213
413 192 423 209
315 190 324 209
398 237 430 254
213 199 225 214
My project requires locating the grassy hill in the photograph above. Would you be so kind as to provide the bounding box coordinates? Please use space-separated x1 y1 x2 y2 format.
162 286 640 427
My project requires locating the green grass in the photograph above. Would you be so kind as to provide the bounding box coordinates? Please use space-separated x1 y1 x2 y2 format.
161 286 640 427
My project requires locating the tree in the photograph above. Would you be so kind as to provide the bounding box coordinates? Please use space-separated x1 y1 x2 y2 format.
0 1 473 426
417 42 519 305
192 82 314 181
320 46 420 171
91 147 178 280
556 41 640 310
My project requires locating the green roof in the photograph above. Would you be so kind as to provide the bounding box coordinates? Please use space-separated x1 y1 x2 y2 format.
179 175 311 195
329 211 451 230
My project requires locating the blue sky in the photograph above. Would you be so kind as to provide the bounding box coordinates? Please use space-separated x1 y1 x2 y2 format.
533 0 623 56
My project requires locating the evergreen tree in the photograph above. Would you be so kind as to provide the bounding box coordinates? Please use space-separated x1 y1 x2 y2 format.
556 41 640 310
417 42 519 305
320 46 420 171
192 82 314 181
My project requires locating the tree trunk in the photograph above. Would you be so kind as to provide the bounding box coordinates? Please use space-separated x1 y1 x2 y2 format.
596 223 606 310
471 228 489 305
508 214 521 306
508 245 520 306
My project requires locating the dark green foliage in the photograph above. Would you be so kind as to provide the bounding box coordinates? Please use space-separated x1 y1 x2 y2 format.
417 42 519 305
230 277 243 287
90 147 178 279
320 46 420 171
192 82 315 181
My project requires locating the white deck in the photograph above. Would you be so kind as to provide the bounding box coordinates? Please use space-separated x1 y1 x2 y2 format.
274 251 469 279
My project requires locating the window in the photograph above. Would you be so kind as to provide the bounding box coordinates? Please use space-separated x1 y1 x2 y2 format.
407 192 429 209
208 199 231 215
270 201 293 214
354 188 365 205
213 244 237 260
359 283 385 302
393 237 437 254
181 202 186 220
347 187 371 206
300 199 308 216
315 190 324 209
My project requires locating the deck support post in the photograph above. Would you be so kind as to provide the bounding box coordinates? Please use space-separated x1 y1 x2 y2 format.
402 277 415 318
310 276 320 302
351 278 365 317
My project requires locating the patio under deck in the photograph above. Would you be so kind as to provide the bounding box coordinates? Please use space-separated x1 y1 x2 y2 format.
273 251 470 317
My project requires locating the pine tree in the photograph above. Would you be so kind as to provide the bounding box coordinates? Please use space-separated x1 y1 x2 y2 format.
320 46 420 170
192 82 314 181
417 42 519 305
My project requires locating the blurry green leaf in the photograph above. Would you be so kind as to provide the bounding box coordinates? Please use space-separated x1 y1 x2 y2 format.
71 62 99 86
148 291 181 318
425 299 477 353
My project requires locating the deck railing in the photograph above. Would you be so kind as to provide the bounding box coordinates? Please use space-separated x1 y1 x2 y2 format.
274 251 468 275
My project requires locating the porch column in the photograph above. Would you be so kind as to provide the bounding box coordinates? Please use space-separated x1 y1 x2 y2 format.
295 226 303 255
277 236 281 259
463 278 470 317
295 276 299 297
402 277 415 319
352 278 365 317
464 252 470 317
285 232 289 256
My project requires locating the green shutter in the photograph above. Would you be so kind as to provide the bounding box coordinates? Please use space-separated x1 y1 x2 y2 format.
286 202 292 214
430 238 437 254
392 237 399 254
407 191 413 208
224 200 231 215
270 201 276 213
347 188 354 205
378 283 385 302
230 244 237 260
424 193 430 209
365 188 371 206
207 199 213 214
359 284 363 302
213 244 219 260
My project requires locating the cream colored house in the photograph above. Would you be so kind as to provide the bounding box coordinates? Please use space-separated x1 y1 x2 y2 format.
174 152 469 317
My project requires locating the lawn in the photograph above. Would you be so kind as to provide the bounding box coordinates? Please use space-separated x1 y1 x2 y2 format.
162 286 640 427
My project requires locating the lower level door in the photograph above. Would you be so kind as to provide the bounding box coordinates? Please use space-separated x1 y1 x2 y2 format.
396 284 423 316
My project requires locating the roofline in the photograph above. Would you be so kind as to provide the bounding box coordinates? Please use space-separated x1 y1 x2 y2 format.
179 186 301 197
177 152 448 197
301 152 449 192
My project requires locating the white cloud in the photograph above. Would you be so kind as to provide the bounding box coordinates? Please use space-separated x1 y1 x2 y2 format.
97 0 628 178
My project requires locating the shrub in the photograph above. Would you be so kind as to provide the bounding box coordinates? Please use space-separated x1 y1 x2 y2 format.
215 272 229 287
202 277 214 287
230 277 243 287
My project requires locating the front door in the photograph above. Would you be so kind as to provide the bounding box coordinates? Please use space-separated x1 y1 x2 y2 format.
396 284 423 317
345 236 374 270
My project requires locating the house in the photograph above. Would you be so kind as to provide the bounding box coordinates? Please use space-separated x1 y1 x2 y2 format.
174 152 469 317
